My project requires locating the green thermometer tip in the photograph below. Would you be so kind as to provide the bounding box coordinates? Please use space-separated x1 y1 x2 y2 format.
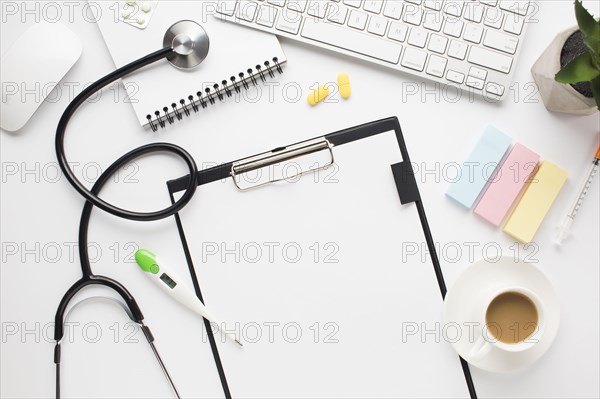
135 249 160 274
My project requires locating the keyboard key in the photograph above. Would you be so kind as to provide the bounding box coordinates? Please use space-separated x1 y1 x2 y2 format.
424 0 443 10
367 15 388 35
466 75 485 89
363 0 383 13
343 0 363 7
348 9 368 29
268 0 286 6
463 2 484 22
499 0 529 15
401 47 428 71
406 0 422 4
444 0 465 17
486 81 505 96
503 14 524 35
463 23 483 43
388 22 409 42
446 69 465 83
383 1 403 19
237 1 258 21
217 0 236 16
257 5 278 26
426 54 447 77
301 18 403 63
448 39 468 59
484 7 503 28
276 8 302 33
468 66 487 80
479 0 497 6
483 29 519 54
403 4 423 25
468 45 512 73
443 19 464 37
408 27 429 47
327 3 348 23
428 33 448 53
307 0 327 17
287 0 308 12
423 12 443 31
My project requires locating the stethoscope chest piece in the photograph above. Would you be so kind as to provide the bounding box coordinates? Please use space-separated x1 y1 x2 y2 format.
163 20 209 69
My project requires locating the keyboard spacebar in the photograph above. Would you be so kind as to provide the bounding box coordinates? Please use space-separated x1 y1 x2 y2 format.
301 19 402 64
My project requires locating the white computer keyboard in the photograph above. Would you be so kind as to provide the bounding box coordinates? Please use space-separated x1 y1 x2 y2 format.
216 0 532 100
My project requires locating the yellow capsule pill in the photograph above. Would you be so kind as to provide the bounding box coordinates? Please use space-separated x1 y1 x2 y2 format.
307 85 330 106
337 73 351 99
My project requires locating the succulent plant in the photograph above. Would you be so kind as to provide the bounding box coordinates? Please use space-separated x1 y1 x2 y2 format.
555 0 600 110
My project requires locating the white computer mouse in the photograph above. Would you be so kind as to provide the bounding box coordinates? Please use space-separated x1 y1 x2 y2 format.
1 22 82 132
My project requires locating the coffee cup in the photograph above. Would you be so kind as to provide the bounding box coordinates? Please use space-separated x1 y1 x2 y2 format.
469 287 544 360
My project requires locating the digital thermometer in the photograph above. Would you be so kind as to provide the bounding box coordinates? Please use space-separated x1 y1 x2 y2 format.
135 249 242 346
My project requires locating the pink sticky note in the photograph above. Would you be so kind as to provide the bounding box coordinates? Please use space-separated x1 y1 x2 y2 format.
474 143 540 226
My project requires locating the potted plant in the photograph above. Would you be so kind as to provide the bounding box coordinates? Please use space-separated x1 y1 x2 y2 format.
531 0 599 115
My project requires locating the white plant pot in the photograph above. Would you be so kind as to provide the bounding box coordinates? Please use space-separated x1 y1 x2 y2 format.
531 26 597 116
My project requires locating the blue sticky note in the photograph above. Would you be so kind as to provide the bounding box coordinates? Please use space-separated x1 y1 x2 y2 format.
446 126 512 209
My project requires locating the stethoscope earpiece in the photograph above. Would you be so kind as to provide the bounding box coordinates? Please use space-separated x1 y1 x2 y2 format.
163 20 209 69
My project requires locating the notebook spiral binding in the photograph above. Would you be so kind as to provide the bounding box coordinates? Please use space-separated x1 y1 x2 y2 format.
145 57 284 131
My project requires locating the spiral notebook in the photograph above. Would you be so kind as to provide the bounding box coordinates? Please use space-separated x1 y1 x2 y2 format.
94 1 287 130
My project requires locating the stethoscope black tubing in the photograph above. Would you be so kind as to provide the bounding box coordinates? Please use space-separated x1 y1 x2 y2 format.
55 46 199 221
53 46 203 398
54 141 187 398
54 143 196 341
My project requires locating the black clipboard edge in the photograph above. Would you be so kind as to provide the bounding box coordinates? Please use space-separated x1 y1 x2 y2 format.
167 117 477 399
167 190 232 399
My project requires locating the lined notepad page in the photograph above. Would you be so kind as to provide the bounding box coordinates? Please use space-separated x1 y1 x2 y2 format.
94 1 286 127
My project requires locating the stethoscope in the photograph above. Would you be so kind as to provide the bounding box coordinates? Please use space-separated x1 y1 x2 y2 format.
53 20 211 398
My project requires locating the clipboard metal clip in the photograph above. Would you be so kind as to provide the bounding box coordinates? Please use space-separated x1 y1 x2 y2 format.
231 138 334 191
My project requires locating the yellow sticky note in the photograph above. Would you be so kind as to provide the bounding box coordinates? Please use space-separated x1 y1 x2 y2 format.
503 161 568 243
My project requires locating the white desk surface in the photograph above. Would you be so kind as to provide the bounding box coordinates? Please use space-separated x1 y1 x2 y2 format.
1 1 599 398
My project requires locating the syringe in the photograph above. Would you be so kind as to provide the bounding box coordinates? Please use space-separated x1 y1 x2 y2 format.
555 146 600 246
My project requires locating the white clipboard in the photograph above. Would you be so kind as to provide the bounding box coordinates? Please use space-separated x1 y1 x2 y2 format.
164 118 475 398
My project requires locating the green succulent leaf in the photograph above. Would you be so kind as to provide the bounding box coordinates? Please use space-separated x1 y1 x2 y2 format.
591 51 600 70
555 52 600 83
575 0 600 64
591 76 600 110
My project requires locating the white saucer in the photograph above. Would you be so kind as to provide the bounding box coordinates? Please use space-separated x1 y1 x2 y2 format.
443 257 560 373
